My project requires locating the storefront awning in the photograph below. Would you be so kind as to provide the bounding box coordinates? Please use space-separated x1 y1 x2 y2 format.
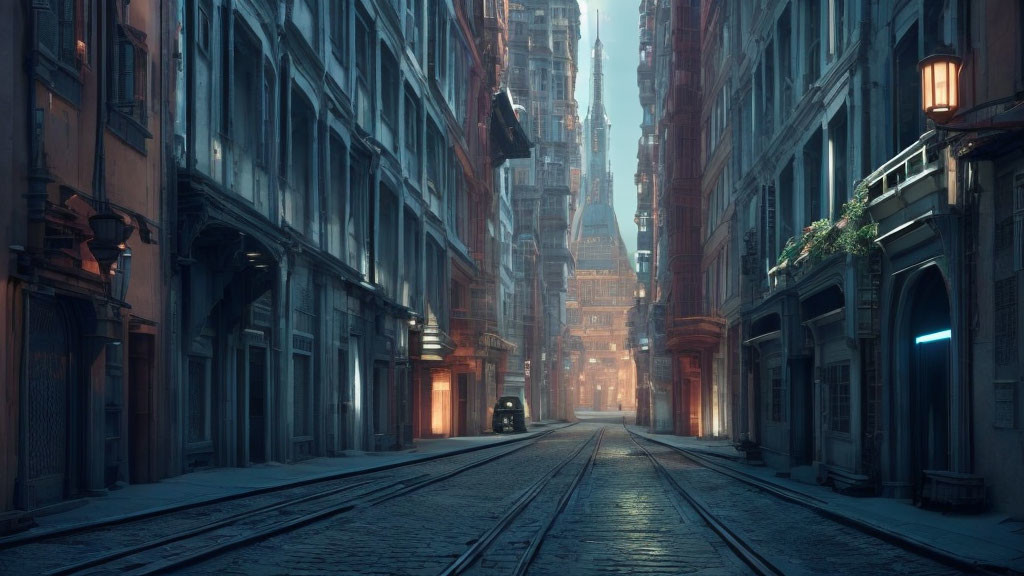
480 332 517 352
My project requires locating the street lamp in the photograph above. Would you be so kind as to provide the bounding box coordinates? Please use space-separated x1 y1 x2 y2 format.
919 53 961 125
919 52 1024 132
88 211 133 277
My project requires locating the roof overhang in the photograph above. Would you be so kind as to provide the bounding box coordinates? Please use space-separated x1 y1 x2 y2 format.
491 90 532 166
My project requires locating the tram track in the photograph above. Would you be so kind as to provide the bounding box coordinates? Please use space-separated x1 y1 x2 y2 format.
473 424 755 576
627 426 984 575
0 428 564 576
438 427 605 576
626 428 783 576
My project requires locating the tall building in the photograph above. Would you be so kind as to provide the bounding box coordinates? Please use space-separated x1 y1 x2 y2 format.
506 0 581 421
693 0 1024 516
629 0 661 427
440 0 531 438
3 0 170 515
569 19 637 412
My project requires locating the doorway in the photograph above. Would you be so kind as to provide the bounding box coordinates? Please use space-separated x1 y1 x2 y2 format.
457 373 469 436
22 296 76 510
129 333 155 483
248 346 267 463
906 267 952 488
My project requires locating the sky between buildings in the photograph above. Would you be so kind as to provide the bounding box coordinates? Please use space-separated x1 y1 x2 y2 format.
574 0 641 257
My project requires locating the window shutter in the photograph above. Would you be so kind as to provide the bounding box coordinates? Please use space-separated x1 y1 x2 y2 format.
134 42 147 122
117 29 134 103
36 0 59 57
58 0 74 63
1015 172 1024 272
73 0 83 60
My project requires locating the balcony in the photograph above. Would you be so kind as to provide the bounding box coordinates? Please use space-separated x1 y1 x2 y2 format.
665 315 725 352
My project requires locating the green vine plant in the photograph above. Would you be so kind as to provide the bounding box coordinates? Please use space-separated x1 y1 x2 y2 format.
775 182 879 269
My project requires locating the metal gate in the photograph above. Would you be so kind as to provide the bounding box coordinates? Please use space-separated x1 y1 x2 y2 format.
24 296 71 510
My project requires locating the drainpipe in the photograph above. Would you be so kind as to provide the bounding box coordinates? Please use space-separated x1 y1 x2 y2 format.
93 0 108 208
25 1 53 256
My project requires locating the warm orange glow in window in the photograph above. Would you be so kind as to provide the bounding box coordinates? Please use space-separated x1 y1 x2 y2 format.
431 372 451 436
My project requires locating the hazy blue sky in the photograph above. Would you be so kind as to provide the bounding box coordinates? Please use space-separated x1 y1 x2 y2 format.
575 0 641 256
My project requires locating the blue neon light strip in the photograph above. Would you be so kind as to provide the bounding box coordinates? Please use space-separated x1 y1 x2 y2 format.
915 329 951 344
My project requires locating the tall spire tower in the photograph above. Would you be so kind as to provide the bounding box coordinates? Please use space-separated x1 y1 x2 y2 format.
569 9 637 414
586 10 611 207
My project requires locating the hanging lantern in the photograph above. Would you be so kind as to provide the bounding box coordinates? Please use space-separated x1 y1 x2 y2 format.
88 211 133 276
919 54 961 125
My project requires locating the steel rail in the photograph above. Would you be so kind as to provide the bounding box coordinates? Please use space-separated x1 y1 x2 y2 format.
438 427 605 576
39 429 561 576
636 431 1003 576
626 426 785 576
0 425 568 550
509 426 606 576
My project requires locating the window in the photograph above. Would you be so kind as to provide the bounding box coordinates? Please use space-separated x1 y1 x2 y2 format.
349 157 370 276
777 7 793 117
330 0 348 61
377 187 399 297
111 23 148 126
355 10 374 129
404 88 420 182
330 134 347 258
778 161 795 248
428 0 448 82
220 7 230 133
232 23 262 164
763 41 774 137
278 60 289 177
804 0 820 86
769 365 785 423
826 362 850 433
37 0 80 68
106 20 149 152
198 5 211 54
803 131 822 225
293 353 311 437
483 0 498 19
894 25 921 153
187 356 211 444
828 0 844 58
829 107 848 216
380 46 399 151
995 278 1017 365
553 72 566 101
404 210 421 308
426 121 444 195
406 0 422 55
290 89 314 235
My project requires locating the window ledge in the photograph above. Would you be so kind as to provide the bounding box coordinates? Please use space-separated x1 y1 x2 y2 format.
33 50 83 108
107 108 151 155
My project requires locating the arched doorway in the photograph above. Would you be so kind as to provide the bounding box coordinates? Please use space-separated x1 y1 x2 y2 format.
905 266 952 488
22 295 81 510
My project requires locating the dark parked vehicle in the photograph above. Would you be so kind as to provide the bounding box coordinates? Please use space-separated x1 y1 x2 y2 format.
492 396 527 433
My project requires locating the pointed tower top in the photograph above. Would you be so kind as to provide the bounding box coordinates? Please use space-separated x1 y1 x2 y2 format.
596 10 599 41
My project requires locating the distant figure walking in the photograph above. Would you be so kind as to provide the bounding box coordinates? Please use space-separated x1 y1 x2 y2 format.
618 403 622 411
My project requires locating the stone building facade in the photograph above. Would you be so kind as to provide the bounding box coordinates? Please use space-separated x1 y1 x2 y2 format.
3 0 169 519
1 0 530 527
687 0 1024 515
506 0 581 422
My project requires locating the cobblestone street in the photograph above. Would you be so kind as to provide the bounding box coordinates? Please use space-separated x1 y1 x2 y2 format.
2 419 999 575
